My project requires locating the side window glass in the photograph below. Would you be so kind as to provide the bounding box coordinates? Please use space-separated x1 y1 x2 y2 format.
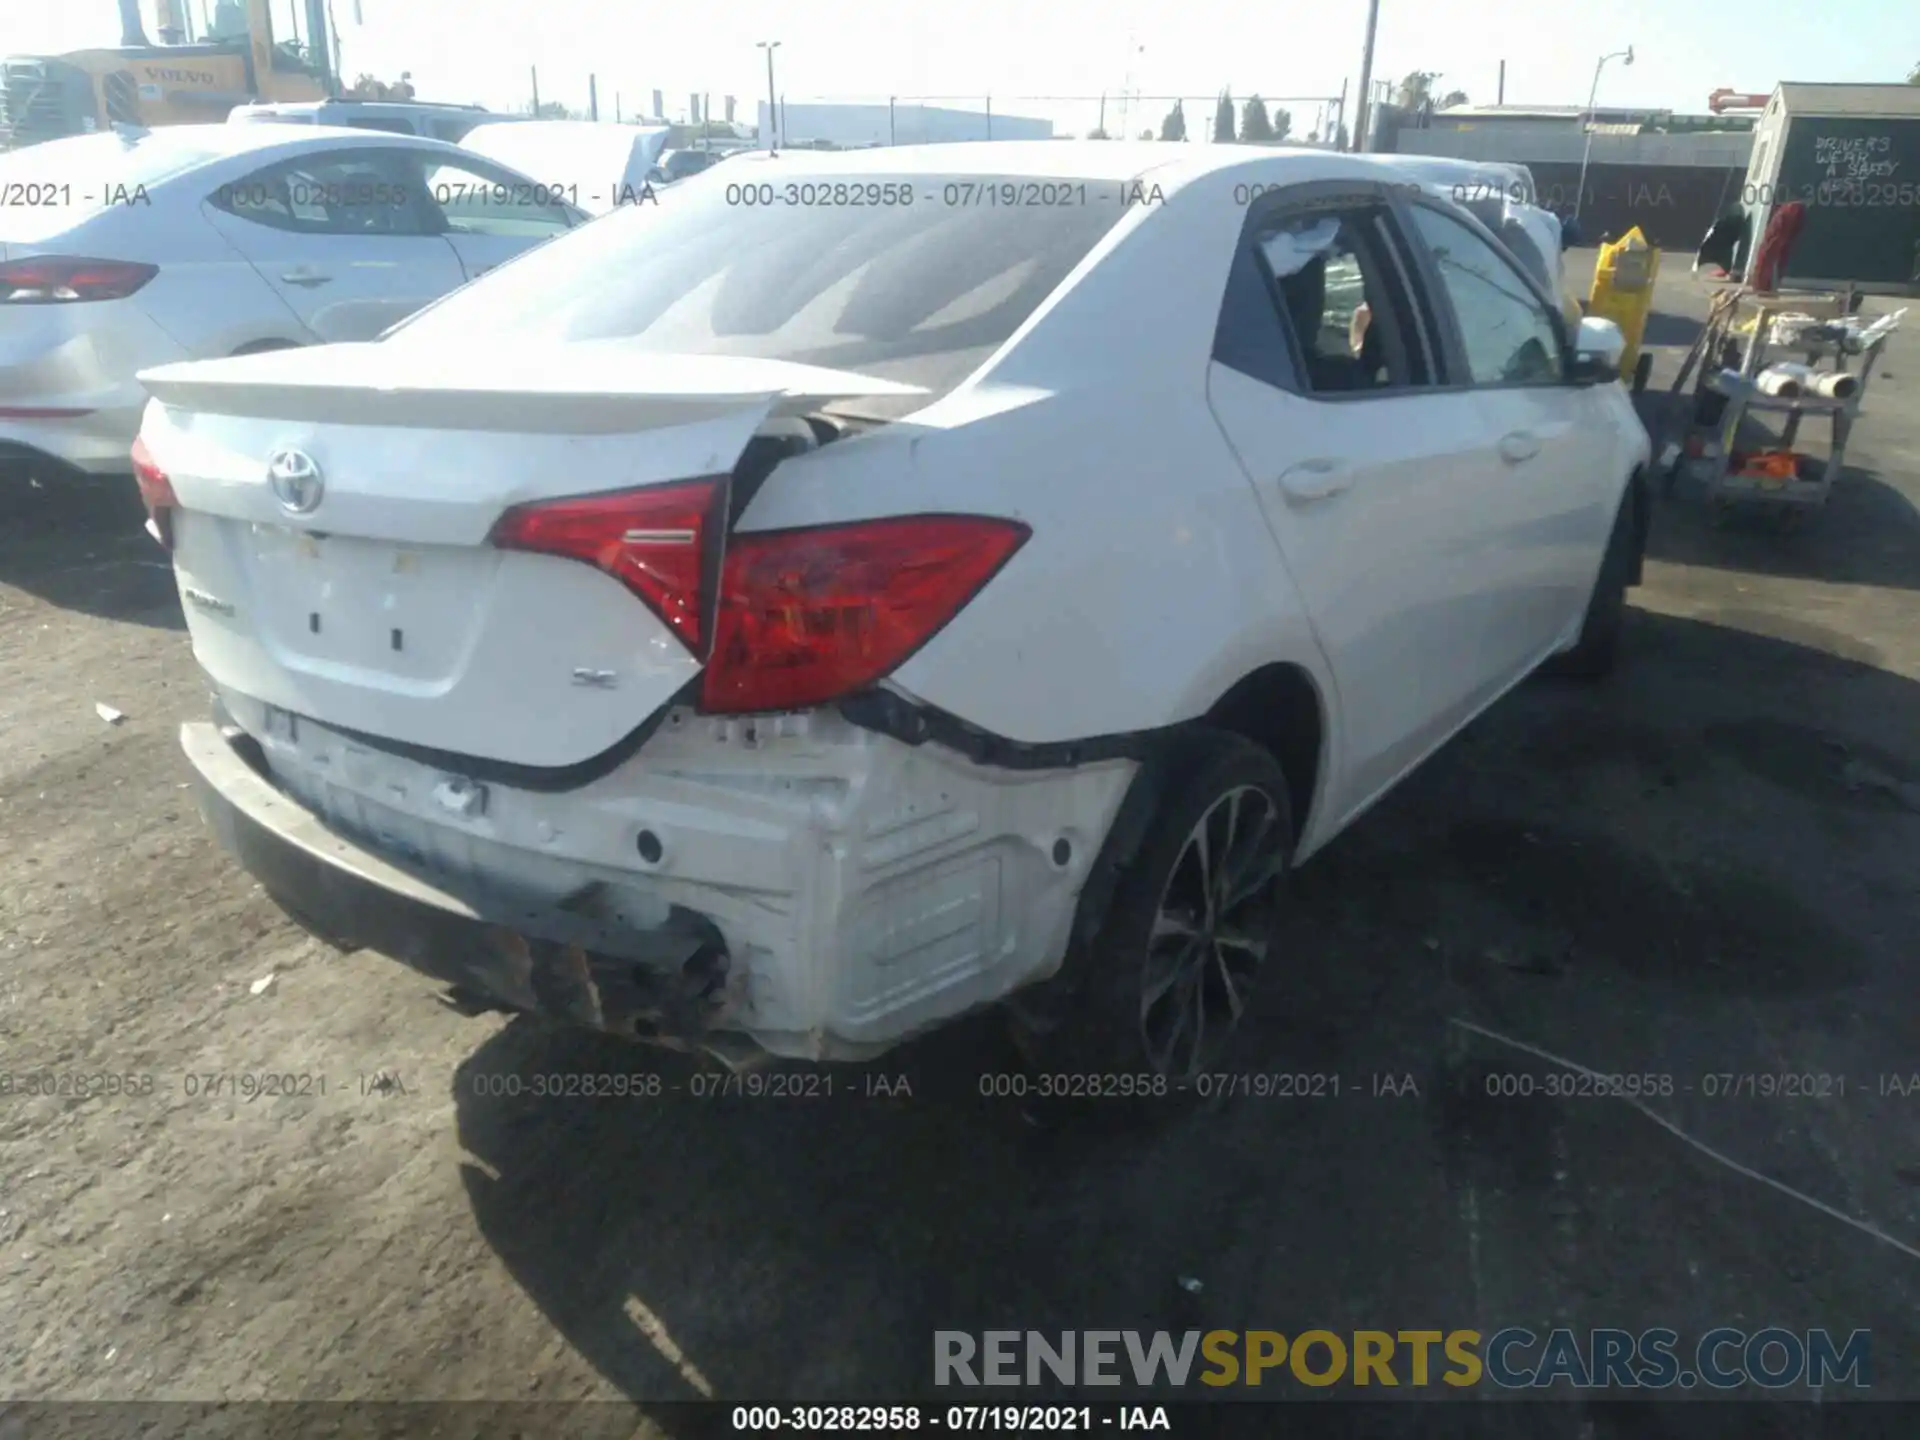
418 158 574 238
1252 208 1423 394
1407 204 1564 386
212 151 423 236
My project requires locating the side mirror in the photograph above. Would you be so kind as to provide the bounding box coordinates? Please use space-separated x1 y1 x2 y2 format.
1569 315 1625 383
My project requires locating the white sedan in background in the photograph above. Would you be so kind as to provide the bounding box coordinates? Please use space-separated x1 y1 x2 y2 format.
143 142 1649 1093
0 124 584 478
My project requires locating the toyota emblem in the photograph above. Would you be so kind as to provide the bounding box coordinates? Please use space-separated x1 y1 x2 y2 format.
267 447 324 515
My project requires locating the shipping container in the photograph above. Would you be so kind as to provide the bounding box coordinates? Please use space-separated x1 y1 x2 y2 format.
1741 83 1920 292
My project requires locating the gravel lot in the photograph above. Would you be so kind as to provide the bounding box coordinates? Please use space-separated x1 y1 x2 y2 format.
4 256 1920 1436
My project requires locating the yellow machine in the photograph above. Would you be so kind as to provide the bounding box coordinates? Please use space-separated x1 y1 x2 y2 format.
1587 227 1661 381
0 0 330 148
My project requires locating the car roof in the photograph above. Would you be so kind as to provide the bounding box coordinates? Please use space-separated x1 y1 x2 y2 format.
716 140 1429 190
235 100 492 114
53 122 463 162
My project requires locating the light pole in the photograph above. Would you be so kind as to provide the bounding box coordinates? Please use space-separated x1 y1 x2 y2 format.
1352 0 1381 151
1573 45 1633 223
758 40 781 153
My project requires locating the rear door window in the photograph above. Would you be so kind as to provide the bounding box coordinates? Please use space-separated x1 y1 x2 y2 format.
209 149 430 236
1218 202 1434 396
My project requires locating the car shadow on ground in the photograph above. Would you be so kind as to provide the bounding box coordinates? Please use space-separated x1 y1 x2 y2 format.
1629 387 1920 595
0 466 183 629
450 608 1920 1419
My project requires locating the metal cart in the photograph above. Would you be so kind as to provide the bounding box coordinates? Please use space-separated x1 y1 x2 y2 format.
1659 288 1888 531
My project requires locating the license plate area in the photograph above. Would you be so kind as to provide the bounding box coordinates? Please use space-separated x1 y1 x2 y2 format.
241 522 489 684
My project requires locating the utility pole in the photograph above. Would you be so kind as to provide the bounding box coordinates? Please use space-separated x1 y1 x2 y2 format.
758 40 781 153
985 95 992 140
1497 59 1506 105
889 95 896 145
1352 0 1381 151
530 66 539 115
588 74 598 121
1097 92 1106 137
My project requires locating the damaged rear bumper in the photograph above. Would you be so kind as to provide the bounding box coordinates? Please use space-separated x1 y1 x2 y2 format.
182 721 751 1059
181 708 1137 1062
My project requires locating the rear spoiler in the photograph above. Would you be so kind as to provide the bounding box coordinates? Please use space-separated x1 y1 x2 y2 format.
138 345 928 434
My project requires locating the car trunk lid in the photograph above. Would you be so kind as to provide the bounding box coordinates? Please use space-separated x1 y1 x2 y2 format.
138 340 924 769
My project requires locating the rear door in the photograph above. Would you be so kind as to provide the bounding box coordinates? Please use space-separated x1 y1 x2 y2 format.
200 146 466 340
1397 198 1612 674
410 152 580 281
1205 184 1519 822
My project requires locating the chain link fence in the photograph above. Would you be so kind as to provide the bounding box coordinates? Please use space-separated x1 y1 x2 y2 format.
761 94 1350 149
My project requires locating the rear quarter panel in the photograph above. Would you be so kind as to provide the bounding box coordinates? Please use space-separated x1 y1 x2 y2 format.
738 166 1343 789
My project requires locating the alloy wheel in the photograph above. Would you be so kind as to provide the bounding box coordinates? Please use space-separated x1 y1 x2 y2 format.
1138 785 1286 1078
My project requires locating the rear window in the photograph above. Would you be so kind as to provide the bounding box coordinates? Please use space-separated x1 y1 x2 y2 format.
383 172 1127 412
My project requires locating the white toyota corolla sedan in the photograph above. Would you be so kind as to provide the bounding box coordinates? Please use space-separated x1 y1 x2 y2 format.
137 141 1651 1086
0 123 584 478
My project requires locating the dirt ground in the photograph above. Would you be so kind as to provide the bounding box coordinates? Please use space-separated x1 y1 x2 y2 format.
5 256 1920 1437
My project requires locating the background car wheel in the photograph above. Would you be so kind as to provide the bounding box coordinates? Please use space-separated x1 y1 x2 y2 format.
1006 729 1294 1120
1544 488 1638 680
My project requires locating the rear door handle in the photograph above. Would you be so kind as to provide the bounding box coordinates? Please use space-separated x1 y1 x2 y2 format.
1499 430 1541 464
1277 458 1353 503
279 269 333 288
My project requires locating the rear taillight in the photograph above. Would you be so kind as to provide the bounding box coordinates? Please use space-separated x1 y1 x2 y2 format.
130 436 177 551
702 514 1029 714
491 483 1028 715
490 479 724 652
0 256 159 304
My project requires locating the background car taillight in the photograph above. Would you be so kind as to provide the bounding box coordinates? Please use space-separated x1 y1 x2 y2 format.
130 437 178 551
491 483 1028 714
702 514 1029 714
0 256 159 304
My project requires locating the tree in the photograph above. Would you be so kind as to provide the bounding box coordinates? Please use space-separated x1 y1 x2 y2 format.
1213 90 1236 142
1440 89 1469 108
1908 61 1920 83
1395 71 1439 109
1086 127 1111 139
525 99 578 119
1159 99 1187 142
1138 128 1155 140
1333 121 1351 150
1272 106 1291 141
1241 95 1274 142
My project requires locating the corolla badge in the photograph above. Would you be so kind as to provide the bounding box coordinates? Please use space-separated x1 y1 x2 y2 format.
267 447 324 514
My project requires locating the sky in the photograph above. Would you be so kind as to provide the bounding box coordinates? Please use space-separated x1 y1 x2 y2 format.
4 0 1917 136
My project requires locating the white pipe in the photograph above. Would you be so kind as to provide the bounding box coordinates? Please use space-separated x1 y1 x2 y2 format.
1754 366 1804 397
1759 362 1858 400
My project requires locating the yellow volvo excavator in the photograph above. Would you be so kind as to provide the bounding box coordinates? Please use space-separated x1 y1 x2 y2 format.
1 0 332 147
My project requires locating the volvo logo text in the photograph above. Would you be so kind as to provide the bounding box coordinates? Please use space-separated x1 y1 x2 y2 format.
267 448 324 514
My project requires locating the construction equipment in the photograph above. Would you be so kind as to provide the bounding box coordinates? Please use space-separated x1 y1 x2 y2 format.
1 0 331 148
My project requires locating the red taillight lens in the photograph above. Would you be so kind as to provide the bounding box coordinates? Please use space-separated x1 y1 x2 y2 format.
130 436 178 551
0 256 159 304
701 515 1029 714
489 479 722 652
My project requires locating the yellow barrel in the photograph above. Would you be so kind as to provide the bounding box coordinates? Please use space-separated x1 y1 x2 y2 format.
1586 227 1660 380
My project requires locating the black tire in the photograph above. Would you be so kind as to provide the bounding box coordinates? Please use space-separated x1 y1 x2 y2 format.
1005 728 1294 1119
1545 486 1638 680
